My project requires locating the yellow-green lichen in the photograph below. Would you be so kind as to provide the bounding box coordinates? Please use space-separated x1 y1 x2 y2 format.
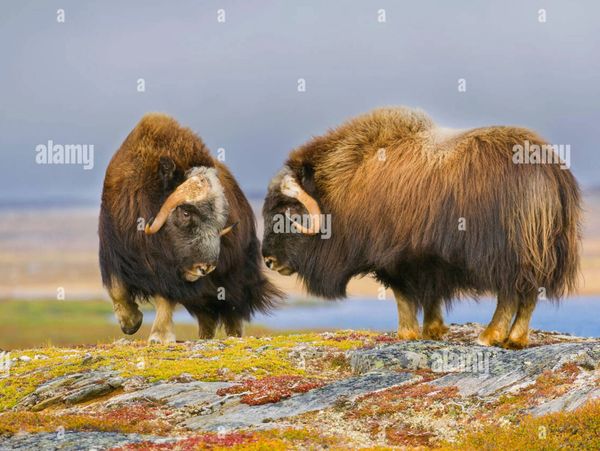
0 331 378 411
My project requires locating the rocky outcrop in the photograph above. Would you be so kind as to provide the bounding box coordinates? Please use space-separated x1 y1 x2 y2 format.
15 370 124 412
184 371 417 431
1 326 598 449
350 340 600 400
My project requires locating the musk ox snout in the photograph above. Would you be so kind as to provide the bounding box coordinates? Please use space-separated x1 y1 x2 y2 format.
263 255 296 275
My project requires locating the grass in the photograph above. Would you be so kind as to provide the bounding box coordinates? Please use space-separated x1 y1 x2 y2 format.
0 299 276 350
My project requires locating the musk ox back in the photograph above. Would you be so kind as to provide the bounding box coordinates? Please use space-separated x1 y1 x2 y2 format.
100 113 280 342
262 107 581 348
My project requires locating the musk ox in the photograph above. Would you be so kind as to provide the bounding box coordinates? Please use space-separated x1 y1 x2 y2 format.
99 113 280 343
262 107 580 348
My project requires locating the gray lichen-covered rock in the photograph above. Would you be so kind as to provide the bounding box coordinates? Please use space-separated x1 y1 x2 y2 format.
107 381 233 409
0 431 179 451
350 341 600 398
15 370 124 411
185 371 418 431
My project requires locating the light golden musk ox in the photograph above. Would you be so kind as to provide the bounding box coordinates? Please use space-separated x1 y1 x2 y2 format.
262 107 581 348
99 114 280 343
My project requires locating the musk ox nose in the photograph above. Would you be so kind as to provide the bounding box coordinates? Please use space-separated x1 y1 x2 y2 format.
264 256 276 269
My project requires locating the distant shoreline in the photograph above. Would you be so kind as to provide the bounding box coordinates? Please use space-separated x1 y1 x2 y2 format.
3 187 600 210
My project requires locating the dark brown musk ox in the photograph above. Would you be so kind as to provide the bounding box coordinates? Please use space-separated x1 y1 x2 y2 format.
99 113 280 343
262 107 581 349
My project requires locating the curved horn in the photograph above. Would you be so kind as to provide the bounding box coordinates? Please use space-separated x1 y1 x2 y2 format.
220 222 238 237
280 174 321 234
145 176 208 235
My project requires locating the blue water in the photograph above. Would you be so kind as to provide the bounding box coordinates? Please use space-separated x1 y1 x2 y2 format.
152 296 600 338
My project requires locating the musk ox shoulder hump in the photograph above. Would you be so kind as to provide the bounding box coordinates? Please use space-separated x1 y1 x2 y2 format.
287 106 436 170
328 107 434 144
122 113 212 165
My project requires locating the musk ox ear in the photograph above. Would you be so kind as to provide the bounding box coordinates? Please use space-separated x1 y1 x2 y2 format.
300 164 317 197
159 156 177 191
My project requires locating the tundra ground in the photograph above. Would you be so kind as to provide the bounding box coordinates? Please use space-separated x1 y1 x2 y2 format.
1 327 598 450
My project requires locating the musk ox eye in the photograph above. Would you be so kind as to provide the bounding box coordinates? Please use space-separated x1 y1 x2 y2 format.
177 206 194 223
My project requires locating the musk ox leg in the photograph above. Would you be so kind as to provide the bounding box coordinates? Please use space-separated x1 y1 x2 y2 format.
197 315 217 339
422 300 449 340
148 296 176 344
108 277 143 335
477 295 516 347
223 317 244 337
504 296 537 349
392 288 420 340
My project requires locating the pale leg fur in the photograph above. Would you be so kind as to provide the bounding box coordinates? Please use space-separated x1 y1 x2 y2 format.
422 300 449 340
477 294 516 346
392 288 420 340
504 296 537 349
109 276 143 335
148 296 176 344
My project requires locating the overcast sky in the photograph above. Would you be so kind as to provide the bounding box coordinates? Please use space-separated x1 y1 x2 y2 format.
0 0 599 206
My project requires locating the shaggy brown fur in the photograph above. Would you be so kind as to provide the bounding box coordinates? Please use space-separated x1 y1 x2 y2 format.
262 107 581 348
100 114 280 341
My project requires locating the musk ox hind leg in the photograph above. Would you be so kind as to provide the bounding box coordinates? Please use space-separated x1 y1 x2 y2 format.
148 296 176 344
108 276 143 335
392 288 421 340
197 314 218 339
477 294 517 347
422 300 449 340
222 316 244 337
504 295 537 349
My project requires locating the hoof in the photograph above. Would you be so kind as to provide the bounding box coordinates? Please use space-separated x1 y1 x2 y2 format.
503 335 529 350
397 328 421 341
477 328 508 347
477 334 504 346
148 331 176 345
119 309 143 335
422 323 449 340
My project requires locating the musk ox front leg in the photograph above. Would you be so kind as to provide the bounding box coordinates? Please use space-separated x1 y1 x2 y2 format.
477 294 517 347
108 276 143 335
392 288 420 340
148 296 176 344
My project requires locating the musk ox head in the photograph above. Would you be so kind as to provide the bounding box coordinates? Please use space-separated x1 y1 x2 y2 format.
261 166 324 276
145 157 235 282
